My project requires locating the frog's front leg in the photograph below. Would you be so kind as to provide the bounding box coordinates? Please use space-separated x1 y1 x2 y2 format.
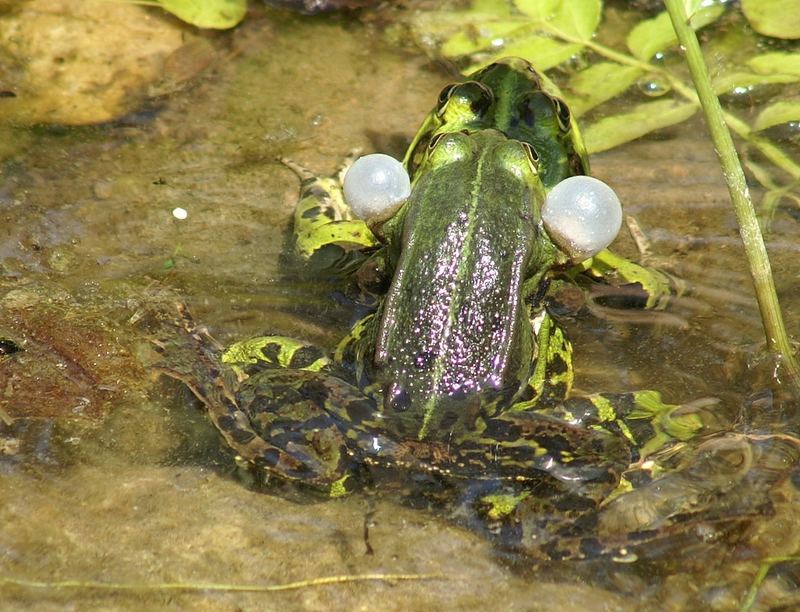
282 155 379 275
572 248 680 310
511 309 575 408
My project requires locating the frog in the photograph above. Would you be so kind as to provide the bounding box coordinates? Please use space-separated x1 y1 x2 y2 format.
157 58 714 554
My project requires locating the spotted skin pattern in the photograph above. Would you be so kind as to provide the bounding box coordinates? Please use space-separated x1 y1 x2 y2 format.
158 59 715 558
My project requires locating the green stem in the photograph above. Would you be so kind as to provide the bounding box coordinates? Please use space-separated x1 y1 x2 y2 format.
739 555 800 611
662 0 800 386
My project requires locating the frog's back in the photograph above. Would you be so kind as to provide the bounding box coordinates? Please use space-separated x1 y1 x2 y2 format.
374 132 543 440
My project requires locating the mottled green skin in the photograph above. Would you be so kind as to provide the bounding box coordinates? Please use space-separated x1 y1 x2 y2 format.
161 59 702 530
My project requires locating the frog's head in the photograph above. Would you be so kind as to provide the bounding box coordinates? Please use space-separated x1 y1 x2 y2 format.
405 57 589 190
468 57 589 188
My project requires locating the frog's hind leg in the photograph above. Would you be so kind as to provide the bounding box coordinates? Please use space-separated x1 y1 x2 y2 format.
512 310 575 407
234 366 377 496
155 309 362 496
281 154 379 275
168 362 364 496
448 409 631 557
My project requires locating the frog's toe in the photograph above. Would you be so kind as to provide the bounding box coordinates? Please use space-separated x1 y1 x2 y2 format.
223 335 331 373
231 367 381 495
211 397 357 496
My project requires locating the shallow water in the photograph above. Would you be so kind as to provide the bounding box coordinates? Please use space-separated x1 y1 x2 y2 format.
1 3 800 610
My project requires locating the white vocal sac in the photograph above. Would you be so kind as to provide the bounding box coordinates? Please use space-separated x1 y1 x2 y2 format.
343 153 411 220
542 175 623 262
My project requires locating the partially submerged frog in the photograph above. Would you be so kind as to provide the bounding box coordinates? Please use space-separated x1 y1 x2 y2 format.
159 58 711 551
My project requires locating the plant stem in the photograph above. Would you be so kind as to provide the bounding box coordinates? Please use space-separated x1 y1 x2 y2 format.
663 0 800 386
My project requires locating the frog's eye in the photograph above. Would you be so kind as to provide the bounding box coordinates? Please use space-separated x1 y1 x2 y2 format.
553 97 572 132
437 83 456 106
436 81 493 120
343 153 411 221
428 132 445 151
521 142 539 166
542 176 623 262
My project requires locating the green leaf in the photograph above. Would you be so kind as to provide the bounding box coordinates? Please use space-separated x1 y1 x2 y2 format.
626 3 724 61
742 0 800 40
583 99 697 153
514 0 560 21
565 62 643 116
712 71 800 94
158 0 246 29
713 52 800 93
681 0 726 27
515 0 601 41
754 100 800 132
467 36 583 73
551 0 601 40
626 12 675 62
747 53 800 77
759 187 800 225
472 0 512 13
440 19 527 57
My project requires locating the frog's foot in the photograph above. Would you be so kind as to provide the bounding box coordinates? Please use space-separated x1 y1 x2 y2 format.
281 153 379 274
574 248 684 311
586 432 800 566
280 149 360 187
540 391 732 460
460 481 637 561
160 355 363 496
450 481 528 545
222 335 331 377
153 305 362 496
149 301 224 378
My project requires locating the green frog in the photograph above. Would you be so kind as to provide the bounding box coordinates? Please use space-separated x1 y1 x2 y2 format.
158 58 711 549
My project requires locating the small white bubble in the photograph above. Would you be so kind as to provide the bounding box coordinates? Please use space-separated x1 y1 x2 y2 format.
172 207 188 220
